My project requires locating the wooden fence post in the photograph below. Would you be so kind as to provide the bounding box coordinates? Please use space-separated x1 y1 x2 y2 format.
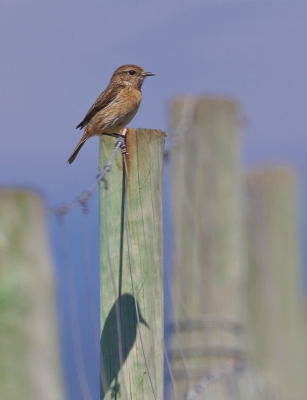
0 190 65 400
169 98 244 398
99 128 166 400
245 167 307 398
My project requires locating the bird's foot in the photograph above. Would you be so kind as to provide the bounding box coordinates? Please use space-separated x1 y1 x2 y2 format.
103 133 122 139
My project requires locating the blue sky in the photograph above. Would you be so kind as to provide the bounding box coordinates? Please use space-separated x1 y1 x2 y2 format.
1 1 307 399
2 1 307 200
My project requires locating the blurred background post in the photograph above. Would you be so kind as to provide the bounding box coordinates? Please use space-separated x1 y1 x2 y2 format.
168 98 244 398
245 168 307 398
0 190 64 400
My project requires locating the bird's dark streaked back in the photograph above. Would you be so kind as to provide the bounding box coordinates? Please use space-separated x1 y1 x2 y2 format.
67 64 155 164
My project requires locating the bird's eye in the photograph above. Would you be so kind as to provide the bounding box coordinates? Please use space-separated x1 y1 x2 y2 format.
128 70 135 75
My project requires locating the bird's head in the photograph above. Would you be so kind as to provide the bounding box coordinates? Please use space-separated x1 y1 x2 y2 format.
110 64 155 89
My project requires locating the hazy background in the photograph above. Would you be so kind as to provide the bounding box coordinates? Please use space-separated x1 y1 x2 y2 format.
1 1 307 399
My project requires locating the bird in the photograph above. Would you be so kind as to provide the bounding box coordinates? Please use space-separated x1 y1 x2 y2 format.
100 293 149 399
67 64 155 164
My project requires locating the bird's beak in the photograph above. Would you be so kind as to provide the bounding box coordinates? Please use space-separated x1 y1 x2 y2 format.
143 72 155 77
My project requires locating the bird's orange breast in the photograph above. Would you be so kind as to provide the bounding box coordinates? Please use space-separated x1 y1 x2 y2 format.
89 86 142 135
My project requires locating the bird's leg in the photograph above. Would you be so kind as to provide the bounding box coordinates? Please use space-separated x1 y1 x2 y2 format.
103 133 122 139
102 130 128 154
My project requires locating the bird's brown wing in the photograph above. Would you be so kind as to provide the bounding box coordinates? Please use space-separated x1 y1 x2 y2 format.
76 84 122 129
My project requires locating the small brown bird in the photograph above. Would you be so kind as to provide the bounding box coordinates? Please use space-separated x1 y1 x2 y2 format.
67 64 155 164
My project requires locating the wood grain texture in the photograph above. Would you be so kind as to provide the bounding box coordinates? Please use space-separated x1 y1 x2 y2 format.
169 98 244 397
245 167 307 399
0 190 64 400
99 128 166 400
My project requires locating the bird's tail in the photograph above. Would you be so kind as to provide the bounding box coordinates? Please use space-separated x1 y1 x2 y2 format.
67 137 87 164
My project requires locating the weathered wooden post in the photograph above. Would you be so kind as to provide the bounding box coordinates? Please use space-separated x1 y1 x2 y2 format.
245 167 307 398
0 190 64 400
169 98 244 398
99 128 166 400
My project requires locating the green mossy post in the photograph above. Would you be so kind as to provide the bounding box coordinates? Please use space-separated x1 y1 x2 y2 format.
169 98 244 398
245 167 307 398
99 128 165 400
0 190 64 400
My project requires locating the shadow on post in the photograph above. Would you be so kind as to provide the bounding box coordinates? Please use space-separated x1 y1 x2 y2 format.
100 293 149 399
